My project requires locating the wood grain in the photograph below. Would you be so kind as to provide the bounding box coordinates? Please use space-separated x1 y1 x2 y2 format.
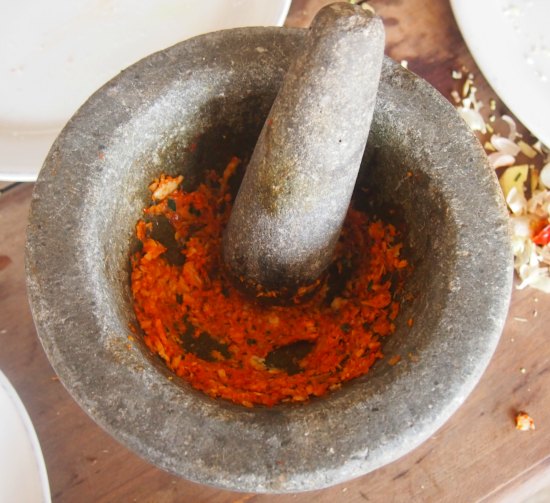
1 1 549 502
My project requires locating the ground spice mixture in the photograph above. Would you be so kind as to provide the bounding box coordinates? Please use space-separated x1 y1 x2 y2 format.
131 157 410 407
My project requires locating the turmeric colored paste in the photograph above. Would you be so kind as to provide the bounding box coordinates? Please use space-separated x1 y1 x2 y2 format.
131 157 410 407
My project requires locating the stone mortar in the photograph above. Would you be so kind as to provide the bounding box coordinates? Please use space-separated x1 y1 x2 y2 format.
26 27 513 492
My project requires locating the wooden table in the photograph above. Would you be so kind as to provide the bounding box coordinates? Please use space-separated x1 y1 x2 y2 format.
1 1 549 501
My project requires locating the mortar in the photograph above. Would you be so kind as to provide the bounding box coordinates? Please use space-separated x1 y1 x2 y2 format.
26 27 512 492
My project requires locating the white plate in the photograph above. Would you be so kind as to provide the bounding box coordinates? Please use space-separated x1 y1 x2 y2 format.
0 370 51 503
450 0 550 147
0 0 291 181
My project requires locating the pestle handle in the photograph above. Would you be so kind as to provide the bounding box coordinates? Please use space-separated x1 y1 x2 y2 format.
223 2 385 297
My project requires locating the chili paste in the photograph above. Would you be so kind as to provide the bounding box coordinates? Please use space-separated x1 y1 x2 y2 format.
131 157 410 407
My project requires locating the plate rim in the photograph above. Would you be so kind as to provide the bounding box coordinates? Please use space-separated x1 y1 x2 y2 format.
0 370 51 503
0 0 292 182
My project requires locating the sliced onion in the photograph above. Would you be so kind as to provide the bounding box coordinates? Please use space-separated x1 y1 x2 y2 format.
506 186 527 215
517 266 550 293
491 134 521 156
488 151 516 168
457 107 487 133
527 189 550 216
510 215 532 238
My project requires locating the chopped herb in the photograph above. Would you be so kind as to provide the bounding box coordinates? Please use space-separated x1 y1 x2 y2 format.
167 198 177 211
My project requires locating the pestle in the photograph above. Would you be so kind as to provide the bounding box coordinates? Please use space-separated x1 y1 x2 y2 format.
223 2 385 298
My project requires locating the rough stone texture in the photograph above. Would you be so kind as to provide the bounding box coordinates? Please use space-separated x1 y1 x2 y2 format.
223 4 384 295
26 27 513 493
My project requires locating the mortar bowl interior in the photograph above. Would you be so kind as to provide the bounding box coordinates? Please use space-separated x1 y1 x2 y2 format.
26 27 512 492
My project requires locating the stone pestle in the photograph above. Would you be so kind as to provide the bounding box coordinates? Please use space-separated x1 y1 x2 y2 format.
222 2 385 299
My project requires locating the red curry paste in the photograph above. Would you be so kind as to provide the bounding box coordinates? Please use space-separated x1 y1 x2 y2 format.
131 157 409 407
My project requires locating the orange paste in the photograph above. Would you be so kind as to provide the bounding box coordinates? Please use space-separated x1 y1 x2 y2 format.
131 157 409 407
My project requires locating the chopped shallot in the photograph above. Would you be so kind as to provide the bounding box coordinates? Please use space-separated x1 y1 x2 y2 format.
491 135 521 156
527 190 550 217
451 69 550 294
457 107 486 133
506 186 527 215
517 265 550 293
488 152 515 168
510 215 532 238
